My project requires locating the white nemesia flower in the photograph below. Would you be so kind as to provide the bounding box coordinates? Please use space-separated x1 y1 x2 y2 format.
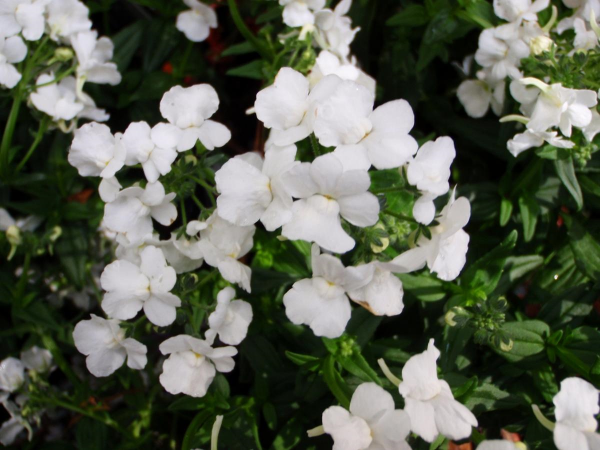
322 382 412 450
73 314 147 377
0 0 46 41
0 35 26 89
493 0 549 25
477 441 520 450
69 122 126 180
100 246 181 326
159 335 237 398
159 233 205 274
282 152 379 254
0 208 41 232
0 395 31 446
314 76 418 170
507 129 574 157
46 0 91 41
0 358 24 393
573 18 599 50
390 192 471 281
398 339 477 443
474 28 529 81
193 212 255 292
20 347 52 373
552 377 600 450
283 244 373 338
30 73 85 121
457 73 506 118
176 0 217 42
103 181 178 243
215 146 298 230
205 287 253 346
346 262 405 317
583 109 600 142
407 137 456 225
280 0 325 28
122 121 180 183
308 50 376 95
314 0 358 60
160 84 231 151
71 30 121 90
557 0 600 34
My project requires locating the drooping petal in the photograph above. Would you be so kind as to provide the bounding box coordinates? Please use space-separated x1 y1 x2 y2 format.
322 406 373 450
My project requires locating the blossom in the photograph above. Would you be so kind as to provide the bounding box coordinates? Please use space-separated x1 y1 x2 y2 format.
477 441 520 450
73 314 147 377
521 78 598 136
30 74 86 121
46 0 92 41
0 395 31 446
583 109 600 142
69 122 125 178
308 50 376 95
390 192 471 281
159 233 205 274
281 152 379 254
457 74 505 118
407 137 456 224
159 335 237 397
398 339 477 443
215 146 298 230
103 181 177 243
100 246 181 326
0 35 26 89
313 77 418 170
205 287 253 346
283 244 373 338
280 0 325 28
474 28 529 81
176 0 217 42
552 377 600 450
0 208 41 233
507 129 574 157
493 0 549 24
322 382 412 450
0 0 46 41
0 358 24 393
574 18 598 50
159 84 231 151
314 0 359 60
20 347 52 373
71 30 121 90
122 121 179 183
346 263 405 317
557 0 600 34
192 212 255 292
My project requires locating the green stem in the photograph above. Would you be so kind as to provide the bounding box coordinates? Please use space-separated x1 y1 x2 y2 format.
192 176 216 206
0 90 24 180
372 186 414 195
16 116 50 173
227 0 273 62
310 133 321 157
40 334 84 393
191 194 206 210
15 252 31 303
180 197 188 228
384 209 417 223
30 66 76 91
179 41 194 77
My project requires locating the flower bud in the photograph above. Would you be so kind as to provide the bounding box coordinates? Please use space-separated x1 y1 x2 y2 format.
445 310 457 326
530 36 553 55
184 155 197 166
54 47 74 62
6 225 21 246
49 226 62 242
499 338 514 352
370 223 389 254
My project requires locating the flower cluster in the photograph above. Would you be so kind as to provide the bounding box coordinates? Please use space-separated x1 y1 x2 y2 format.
456 0 600 157
1 0 121 131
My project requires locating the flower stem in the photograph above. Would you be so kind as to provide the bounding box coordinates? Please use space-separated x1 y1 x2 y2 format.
0 89 24 181
15 116 50 173
377 358 401 387
227 0 273 62
532 405 555 431
210 415 224 450
307 425 325 437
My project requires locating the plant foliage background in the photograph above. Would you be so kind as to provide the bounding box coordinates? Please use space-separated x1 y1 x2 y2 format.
1 0 600 449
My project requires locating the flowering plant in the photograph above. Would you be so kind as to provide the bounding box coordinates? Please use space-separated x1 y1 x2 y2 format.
1 0 600 449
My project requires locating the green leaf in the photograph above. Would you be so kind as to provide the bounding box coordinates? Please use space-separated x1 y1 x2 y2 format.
75 418 109 450
111 21 145 72
386 4 429 27
222 41 256 56
499 197 513 226
322 355 351 409
531 364 559 402
464 383 521 414
142 20 181 72
518 194 540 242
227 60 265 80
555 157 583 210
497 320 549 362
397 273 446 301
564 215 600 280
579 174 600 197
181 410 213 450
285 351 320 369
336 352 381 385
55 226 89 289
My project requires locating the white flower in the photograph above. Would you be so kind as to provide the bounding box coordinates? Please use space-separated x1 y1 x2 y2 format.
0 0 46 41
73 314 147 377
457 73 505 118
215 146 298 230
398 339 477 443
407 137 456 225
20 347 52 373
390 193 471 281
283 244 373 338
474 28 529 81
522 79 598 137
0 395 31 446
552 377 600 450
314 77 418 170
176 0 217 42
30 73 85 121
0 358 24 393
122 121 179 183
557 0 600 34
323 382 412 450
0 35 26 89
205 287 253 346
0 208 41 232
583 109 600 142
477 441 520 450
159 335 237 397
100 246 181 326
193 212 255 292
280 0 325 28
281 152 379 254
46 0 92 41
314 0 358 60
160 84 231 151
71 30 121 90
493 0 549 24
507 129 574 157
159 233 205 274
69 122 125 180
308 50 376 95
573 18 598 50
346 263 405 317
103 181 177 243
